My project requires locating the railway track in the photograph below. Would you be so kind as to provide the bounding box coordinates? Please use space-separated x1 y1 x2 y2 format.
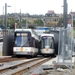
0 57 51 75
0 57 26 63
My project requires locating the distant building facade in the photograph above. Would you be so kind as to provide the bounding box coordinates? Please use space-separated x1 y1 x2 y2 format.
45 11 63 27
0 10 63 27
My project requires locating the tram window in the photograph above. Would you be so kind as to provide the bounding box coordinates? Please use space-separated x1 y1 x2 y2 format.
41 36 54 49
49 38 54 48
14 32 29 47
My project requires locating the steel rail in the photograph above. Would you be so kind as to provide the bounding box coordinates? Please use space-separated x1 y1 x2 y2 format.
5 58 51 75
0 57 26 63
0 57 42 74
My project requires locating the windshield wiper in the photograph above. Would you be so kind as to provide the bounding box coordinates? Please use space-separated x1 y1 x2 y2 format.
21 41 28 47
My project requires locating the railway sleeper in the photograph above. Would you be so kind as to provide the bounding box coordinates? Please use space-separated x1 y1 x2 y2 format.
9 66 17 69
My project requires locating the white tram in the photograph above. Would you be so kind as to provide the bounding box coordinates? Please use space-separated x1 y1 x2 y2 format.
13 29 40 56
40 33 55 56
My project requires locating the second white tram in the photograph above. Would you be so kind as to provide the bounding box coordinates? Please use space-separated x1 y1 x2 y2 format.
13 29 40 56
40 34 55 56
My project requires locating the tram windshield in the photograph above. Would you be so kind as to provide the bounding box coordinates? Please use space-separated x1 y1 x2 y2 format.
41 36 54 48
14 32 31 47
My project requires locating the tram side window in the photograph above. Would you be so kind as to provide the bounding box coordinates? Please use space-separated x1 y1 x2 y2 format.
30 38 39 48
30 38 35 47
35 40 39 48
33 39 35 47
41 39 45 49
29 37 33 47
14 33 22 47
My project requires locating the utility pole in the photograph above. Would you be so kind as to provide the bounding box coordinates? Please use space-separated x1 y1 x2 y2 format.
63 0 67 28
14 13 16 29
26 14 28 29
5 3 7 35
63 0 68 59
3 6 4 36
63 0 68 45
3 6 4 28
19 9 22 28
4 3 11 35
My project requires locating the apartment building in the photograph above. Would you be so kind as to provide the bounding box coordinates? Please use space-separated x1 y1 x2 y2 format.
45 11 62 27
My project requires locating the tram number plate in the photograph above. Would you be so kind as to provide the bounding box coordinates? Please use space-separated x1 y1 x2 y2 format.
20 47 24 52
46 48 48 52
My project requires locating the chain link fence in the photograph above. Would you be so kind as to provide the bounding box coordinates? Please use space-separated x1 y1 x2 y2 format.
58 27 74 70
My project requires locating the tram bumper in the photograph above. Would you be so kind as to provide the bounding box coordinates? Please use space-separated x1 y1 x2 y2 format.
41 49 54 54
13 47 38 55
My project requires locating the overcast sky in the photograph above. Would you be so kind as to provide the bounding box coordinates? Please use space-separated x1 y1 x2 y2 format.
0 0 75 15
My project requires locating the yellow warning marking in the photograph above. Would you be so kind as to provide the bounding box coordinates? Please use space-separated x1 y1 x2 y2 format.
20 47 24 52
46 48 48 52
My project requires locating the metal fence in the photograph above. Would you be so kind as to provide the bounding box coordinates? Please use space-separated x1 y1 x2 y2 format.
58 27 73 70
0 29 14 37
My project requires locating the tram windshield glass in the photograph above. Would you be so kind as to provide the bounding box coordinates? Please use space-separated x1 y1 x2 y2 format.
41 36 54 48
14 32 31 47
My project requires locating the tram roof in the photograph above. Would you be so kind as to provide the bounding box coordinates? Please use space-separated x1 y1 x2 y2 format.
14 29 40 41
15 29 33 32
41 33 54 37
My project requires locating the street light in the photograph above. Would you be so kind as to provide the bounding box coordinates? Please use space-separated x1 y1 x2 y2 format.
5 3 11 35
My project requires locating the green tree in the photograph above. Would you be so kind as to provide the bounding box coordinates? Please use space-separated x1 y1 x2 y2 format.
9 18 15 25
22 19 30 24
22 19 26 24
8 18 19 29
33 19 44 26
21 19 31 28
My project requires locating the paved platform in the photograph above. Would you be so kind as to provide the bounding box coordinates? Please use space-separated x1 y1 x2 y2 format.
42 56 75 69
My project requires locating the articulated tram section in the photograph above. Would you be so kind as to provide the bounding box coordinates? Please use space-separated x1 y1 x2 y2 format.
0 27 75 75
